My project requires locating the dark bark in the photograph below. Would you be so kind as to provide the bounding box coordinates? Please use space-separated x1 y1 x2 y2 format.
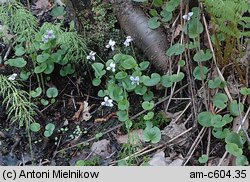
111 0 170 72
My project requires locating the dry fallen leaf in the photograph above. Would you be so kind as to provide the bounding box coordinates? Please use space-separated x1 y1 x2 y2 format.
72 101 92 122
91 139 112 159
34 0 52 12
116 129 144 145
149 151 168 166
173 24 182 39
161 122 190 147
94 112 117 123
232 113 249 132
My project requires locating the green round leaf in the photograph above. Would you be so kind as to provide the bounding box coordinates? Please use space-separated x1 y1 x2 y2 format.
30 122 41 132
118 99 130 110
125 120 133 130
211 114 226 128
121 55 137 69
170 72 185 82
44 123 55 137
161 75 173 88
213 93 228 109
208 77 222 89
178 60 185 67
44 63 55 74
15 47 25 56
139 61 150 71
225 132 244 148
135 85 147 95
193 50 212 62
240 87 250 96
166 43 185 56
34 63 47 73
229 100 244 116
92 78 101 86
225 143 243 157
212 128 230 139
115 71 128 80
41 99 49 106
153 0 163 7
160 9 172 22
30 87 42 98
236 155 249 166
198 154 209 164
20 70 31 81
51 6 65 17
142 73 161 86
117 110 129 122
142 101 154 110
98 90 106 97
197 111 213 127
37 53 50 63
148 17 161 29
143 91 154 101
7 58 27 68
92 63 105 78
193 66 209 80
108 84 124 101
143 125 161 144
143 111 154 120
46 87 58 98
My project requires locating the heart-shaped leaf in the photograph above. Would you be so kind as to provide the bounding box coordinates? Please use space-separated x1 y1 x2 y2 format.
118 99 130 110
197 111 213 127
193 50 212 62
193 66 208 80
225 143 243 157
148 17 161 29
213 93 228 109
7 58 27 68
142 73 161 86
34 63 47 73
166 43 185 56
46 87 58 98
229 100 244 116
30 87 42 98
37 53 50 63
143 111 154 120
142 101 154 110
15 47 25 56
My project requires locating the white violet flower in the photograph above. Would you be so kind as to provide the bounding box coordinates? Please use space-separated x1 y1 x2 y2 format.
105 39 116 51
86 51 96 61
124 36 133 47
8 73 18 81
182 12 193 21
130 76 140 85
106 62 116 72
101 97 113 107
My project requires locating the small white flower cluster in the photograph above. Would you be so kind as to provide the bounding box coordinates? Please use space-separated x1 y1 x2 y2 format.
106 62 116 72
182 12 193 21
105 36 133 51
105 39 116 51
8 73 18 81
43 30 55 43
130 76 140 85
101 96 113 107
86 36 134 63
124 36 133 47
86 51 96 62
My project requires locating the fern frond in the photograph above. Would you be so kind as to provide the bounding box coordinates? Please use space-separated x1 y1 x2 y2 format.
0 0 38 44
0 75 37 129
